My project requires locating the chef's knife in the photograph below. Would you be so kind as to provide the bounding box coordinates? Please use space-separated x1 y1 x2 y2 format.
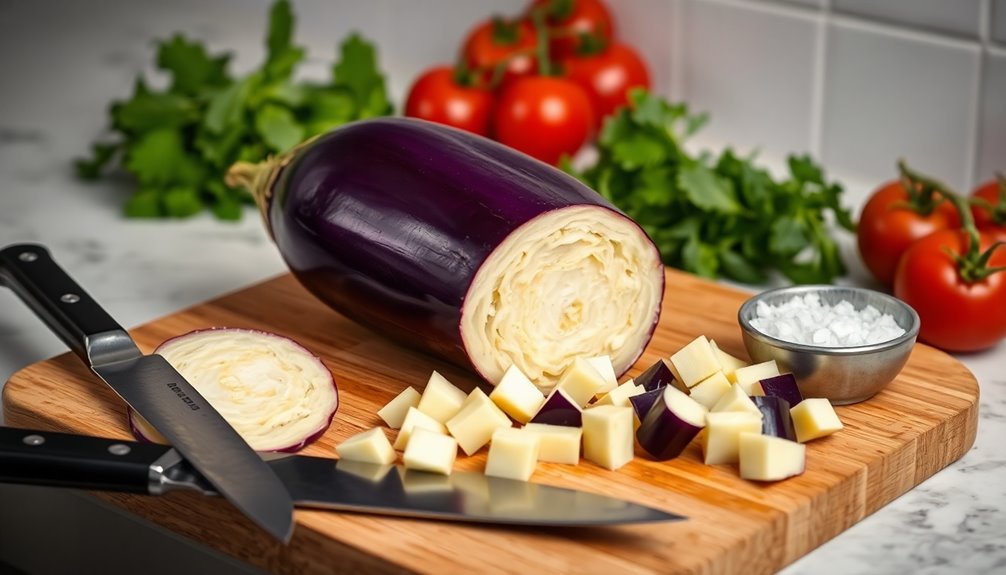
0 243 295 542
0 427 683 526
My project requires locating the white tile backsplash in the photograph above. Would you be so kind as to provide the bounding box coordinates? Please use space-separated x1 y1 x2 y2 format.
833 0 983 39
821 20 980 196
993 0 1006 45
678 0 820 157
608 0 675 99
977 51 1006 182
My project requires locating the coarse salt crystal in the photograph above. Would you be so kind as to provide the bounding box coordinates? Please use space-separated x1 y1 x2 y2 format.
749 294 906 347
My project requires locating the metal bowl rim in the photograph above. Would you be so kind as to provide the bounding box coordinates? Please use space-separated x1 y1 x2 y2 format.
737 284 921 356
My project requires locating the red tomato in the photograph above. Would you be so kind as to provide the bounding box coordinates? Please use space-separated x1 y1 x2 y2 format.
460 17 538 86
404 66 495 137
562 42 650 127
893 229 1006 352
856 179 961 287
493 76 594 165
527 0 615 59
970 178 1006 241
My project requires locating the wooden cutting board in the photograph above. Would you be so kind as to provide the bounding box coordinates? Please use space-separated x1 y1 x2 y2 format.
2 269 979 575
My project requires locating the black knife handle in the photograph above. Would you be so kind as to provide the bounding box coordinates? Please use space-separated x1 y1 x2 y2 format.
0 427 171 494
0 243 139 365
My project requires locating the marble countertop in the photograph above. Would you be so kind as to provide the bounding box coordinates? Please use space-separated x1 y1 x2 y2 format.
1 1 1003 573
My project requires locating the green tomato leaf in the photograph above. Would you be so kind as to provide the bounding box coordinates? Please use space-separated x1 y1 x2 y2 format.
255 104 305 152
156 34 231 95
678 163 741 214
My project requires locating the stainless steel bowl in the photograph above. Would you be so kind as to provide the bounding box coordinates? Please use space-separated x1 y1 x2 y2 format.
737 285 920 405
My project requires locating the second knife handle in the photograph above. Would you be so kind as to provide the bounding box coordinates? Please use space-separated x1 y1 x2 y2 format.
0 427 171 494
0 243 141 365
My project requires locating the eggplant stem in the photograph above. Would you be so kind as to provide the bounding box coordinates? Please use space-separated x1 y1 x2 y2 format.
226 135 318 238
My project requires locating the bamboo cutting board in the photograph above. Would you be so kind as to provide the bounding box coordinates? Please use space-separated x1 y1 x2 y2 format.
2 269 979 575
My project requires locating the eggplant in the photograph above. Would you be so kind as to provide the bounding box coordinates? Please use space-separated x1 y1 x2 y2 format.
529 387 583 427
629 386 664 422
633 358 678 392
635 386 708 460
754 373 803 407
751 396 797 441
227 118 665 390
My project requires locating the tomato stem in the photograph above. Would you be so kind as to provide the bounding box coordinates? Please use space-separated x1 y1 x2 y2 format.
897 159 951 216
530 6 554 77
932 179 1005 283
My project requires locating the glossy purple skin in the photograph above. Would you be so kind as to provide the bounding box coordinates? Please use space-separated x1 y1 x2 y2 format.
529 389 582 427
751 396 797 441
267 117 662 382
756 373 803 407
636 389 704 460
634 359 676 392
629 386 664 421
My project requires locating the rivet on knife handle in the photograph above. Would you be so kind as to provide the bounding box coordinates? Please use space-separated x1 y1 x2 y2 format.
0 243 141 366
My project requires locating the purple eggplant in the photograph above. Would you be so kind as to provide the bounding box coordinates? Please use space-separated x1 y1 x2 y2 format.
529 388 582 427
629 386 663 422
633 359 679 392
754 373 803 407
635 386 708 460
227 118 664 390
751 396 797 441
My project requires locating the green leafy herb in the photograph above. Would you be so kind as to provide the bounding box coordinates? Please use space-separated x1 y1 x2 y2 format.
76 0 393 220
566 89 857 285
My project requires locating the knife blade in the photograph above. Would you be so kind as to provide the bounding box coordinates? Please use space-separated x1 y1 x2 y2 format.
0 426 684 527
0 243 295 542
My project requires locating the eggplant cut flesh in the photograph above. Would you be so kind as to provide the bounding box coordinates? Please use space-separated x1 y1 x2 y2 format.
228 118 665 391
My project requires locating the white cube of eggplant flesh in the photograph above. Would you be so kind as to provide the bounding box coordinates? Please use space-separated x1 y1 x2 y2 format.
585 355 619 394
446 392 512 455
582 405 635 471
522 422 583 464
485 427 541 481
490 364 546 424
738 432 806 481
335 427 397 465
710 383 763 416
594 378 644 408
417 371 468 423
733 360 780 395
702 411 763 465
393 406 448 451
402 428 458 476
688 370 733 409
791 398 844 443
377 386 421 429
669 335 721 388
709 339 750 383
555 357 609 407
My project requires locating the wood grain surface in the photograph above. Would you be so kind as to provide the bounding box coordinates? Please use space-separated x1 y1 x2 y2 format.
2 269 979 575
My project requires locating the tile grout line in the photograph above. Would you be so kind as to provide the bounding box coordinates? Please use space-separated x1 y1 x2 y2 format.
809 0 832 160
967 0 991 188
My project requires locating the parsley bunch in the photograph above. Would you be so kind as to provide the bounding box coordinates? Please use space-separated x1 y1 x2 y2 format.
567 89 857 285
76 0 392 220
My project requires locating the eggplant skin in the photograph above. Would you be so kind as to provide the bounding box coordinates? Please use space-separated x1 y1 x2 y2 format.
265 117 664 388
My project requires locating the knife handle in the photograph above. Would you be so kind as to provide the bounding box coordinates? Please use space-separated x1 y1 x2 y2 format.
0 243 141 365
0 427 171 494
